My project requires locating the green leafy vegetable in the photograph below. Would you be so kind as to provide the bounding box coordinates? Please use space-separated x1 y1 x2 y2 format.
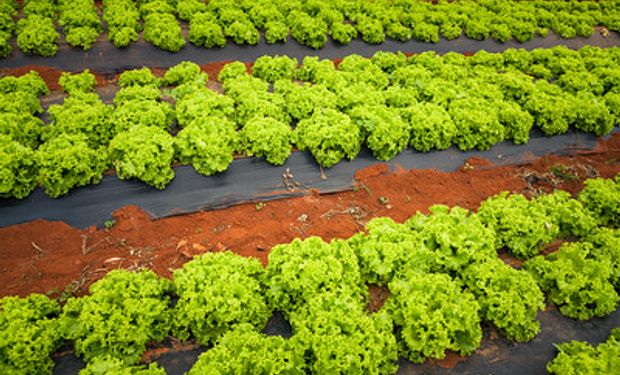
108 125 175 189
172 252 271 345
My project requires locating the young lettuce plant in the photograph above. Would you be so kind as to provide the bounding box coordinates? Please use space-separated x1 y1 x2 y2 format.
547 328 620 375
108 125 175 189
172 252 272 345
174 116 238 176
188 325 305 375
384 272 482 363
79 355 166 375
36 133 108 198
0 135 38 199
524 242 619 320
59 270 173 364
294 109 362 168
239 116 293 165
461 259 545 342
290 293 399 374
349 105 410 161
0 294 62 375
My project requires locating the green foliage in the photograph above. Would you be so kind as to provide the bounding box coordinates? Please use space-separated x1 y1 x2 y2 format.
524 82 573 135
143 13 186 52
461 259 545 342
46 94 114 148
118 68 160 88
108 125 175 189
290 293 399 374
330 22 357 44
295 109 362 168
448 97 505 151
405 205 496 273
0 294 61 375
174 88 234 126
188 325 304 375
59 0 102 50
176 0 207 21
0 112 43 149
385 272 482 363
349 105 409 161
59 70 97 94
572 92 614 136
264 20 289 44
348 217 425 286
252 55 298 83
36 134 107 198
111 99 175 133
239 116 292 165
79 355 166 375
547 328 620 374
188 12 226 48
217 61 247 83
285 83 336 120
16 15 59 57
265 236 366 314
0 135 37 199
224 20 260 45
534 190 598 238
477 192 559 259
172 252 271 345
174 116 237 176
289 11 327 49
60 270 173 364
497 100 534 144
103 0 140 48
579 175 620 228
404 103 457 152
586 228 620 288
162 61 203 86
524 242 619 320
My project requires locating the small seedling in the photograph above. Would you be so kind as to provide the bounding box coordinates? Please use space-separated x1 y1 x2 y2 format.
379 196 390 205
550 164 577 181
255 202 266 211
103 219 116 230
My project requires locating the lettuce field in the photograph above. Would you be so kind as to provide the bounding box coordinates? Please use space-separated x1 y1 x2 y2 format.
1 1 619 374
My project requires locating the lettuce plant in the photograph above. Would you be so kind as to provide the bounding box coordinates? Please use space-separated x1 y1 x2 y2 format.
524 242 619 320
290 293 399 374
174 116 238 176
461 259 545 342
265 237 366 314
294 109 362 168
252 55 298 83
188 325 304 375
0 294 61 375
477 192 559 259
172 252 271 345
108 125 175 189
60 270 173 364
349 105 409 161
239 116 293 165
547 328 619 374
578 175 620 228
79 355 166 375
403 103 457 152
384 272 482 363
36 134 108 198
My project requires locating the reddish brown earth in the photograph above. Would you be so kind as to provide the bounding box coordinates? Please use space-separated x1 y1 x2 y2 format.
1 133 619 299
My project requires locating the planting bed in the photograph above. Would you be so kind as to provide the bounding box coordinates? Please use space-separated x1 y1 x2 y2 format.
1 1 620 375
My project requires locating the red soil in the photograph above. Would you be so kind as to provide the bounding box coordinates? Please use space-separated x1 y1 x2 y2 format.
1 133 619 298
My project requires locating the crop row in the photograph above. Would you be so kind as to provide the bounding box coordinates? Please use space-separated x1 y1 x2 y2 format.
1 0 620 56
2 46 620 199
1 175 619 374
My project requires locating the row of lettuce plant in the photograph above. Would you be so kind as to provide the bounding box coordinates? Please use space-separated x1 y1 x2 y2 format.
1 174 619 374
1 46 620 199
2 0 620 56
